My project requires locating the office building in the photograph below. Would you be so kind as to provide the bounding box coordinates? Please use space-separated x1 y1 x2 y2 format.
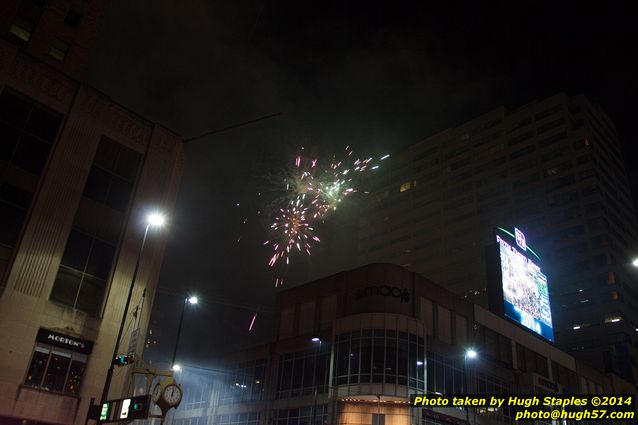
1 0 108 80
356 93 638 384
166 263 635 425
0 1 184 424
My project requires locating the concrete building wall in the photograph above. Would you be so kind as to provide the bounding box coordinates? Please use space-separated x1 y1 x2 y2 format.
0 39 183 425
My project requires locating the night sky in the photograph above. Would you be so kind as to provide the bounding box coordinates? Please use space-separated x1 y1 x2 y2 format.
84 1 638 365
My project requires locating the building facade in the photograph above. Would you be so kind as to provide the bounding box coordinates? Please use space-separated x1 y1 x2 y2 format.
167 264 634 425
0 2 184 422
356 93 638 384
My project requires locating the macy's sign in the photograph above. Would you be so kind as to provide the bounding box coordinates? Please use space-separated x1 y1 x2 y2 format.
355 285 410 303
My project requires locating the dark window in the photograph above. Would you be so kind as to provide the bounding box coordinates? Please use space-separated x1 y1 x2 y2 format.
64 8 82 28
24 343 87 395
49 229 115 315
535 105 562 120
512 174 539 188
507 130 533 146
332 330 424 390
474 156 506 174
372 414 385 425
537 117 565 134
508 118 532 134
83 138 140 212
0 184 31 247
546 174 575 193
0 90 61 173
385 337 396 383
510 145 535 160
276 348 328 400
538 132 567 148
0 90 60 281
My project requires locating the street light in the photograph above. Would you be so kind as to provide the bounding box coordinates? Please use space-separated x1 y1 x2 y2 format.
464 348 478 425
311 337 322 425
632 258 638 268
172 364 182 372
100 212 166 404
170 294 198 369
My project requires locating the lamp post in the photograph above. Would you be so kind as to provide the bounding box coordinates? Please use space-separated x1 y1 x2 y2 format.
100 212 166 404
171 295 198 370
464 348 477 425
311 337 321 425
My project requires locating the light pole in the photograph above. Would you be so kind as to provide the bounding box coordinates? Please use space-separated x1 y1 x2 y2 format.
311 337 321 425
171 295 198 370
100 212 166 404
464 348 477 425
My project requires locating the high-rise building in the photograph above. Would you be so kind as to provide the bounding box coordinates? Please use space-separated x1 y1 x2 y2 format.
357 93 638 384
0 2 184 424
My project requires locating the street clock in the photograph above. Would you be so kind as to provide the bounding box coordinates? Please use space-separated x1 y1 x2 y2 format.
163 383 182 405
152 377 183 415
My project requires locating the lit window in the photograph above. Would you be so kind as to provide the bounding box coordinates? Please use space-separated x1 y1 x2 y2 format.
49 39 69 62
611 291 619 300
399 181 416 192
24 343 87 394
400 181 411 192
608 271 616 284
9 20 32 42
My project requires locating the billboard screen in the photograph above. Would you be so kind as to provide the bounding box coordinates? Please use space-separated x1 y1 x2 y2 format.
496 231 554 342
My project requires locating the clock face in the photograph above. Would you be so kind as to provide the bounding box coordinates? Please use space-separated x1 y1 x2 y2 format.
152 383 162 403
163 384 182 405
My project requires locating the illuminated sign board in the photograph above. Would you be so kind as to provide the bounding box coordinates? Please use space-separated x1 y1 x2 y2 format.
495 229 554 342
36 328 93 354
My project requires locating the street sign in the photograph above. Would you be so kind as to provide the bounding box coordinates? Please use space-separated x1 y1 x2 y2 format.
127 328 140 353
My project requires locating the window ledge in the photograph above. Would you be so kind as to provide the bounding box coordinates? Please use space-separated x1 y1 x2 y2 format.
19 384 81 400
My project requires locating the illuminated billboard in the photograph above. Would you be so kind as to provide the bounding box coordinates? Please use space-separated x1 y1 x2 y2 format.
495 228 554 342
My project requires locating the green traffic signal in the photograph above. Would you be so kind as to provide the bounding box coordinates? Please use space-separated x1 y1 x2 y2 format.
113 353 135 366
99 402 110 420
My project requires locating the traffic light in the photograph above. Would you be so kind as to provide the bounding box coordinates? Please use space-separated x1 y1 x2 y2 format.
130 398 145 412
113 353 135 366
99 402 111 420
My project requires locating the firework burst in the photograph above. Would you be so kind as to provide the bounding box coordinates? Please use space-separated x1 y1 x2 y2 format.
261 147 388 283
264 195 321 267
